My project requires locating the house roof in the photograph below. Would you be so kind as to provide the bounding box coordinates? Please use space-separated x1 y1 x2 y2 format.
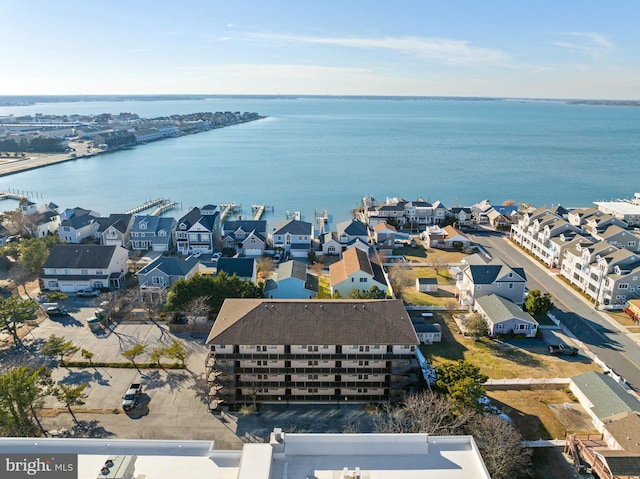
372 222 396 233
43 245 123 269
603 412 640 453
131 215 176 233
276 260 307 282
60 212 97 229
216 257 256 279
464 258 526 285
273 219 313 236
475 294 537 325
443 225 469 240
272 260 319 293
329 248 386 286
417 277 438 285
223 220 267 235
206 299 419 346
138 256 200 277
571 371 640 421
96 214 133 234
597 451 640 476
336 219 368 238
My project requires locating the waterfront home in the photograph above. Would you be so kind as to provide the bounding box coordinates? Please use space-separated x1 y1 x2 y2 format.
263 260 318 299
137 255 200 303
594 225 640 253
94 213 134 247
58 208 101 243
271 219 313 258
510 206 583 268
216 257 257 283
449 207 473 227
455 253 527 306
176 205 221 256
372 222 396 249
40 244 128 292
320 231 342 256
329 247 388 297
336 219 369 246
18 202 60 238
221 220 268 255
130 215 177 252
474 294 538 338
205 299 419 408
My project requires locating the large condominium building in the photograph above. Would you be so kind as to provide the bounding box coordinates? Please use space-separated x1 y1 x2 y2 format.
206 299 419 409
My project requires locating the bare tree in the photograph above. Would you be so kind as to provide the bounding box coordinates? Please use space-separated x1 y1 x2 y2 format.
183 295 211 323
9 263 33 298
309 261 325 277
256 257 275 282
467 414 533 479
387 266 412 298
555 403 584 436
373 391 475 435
429 256 448 277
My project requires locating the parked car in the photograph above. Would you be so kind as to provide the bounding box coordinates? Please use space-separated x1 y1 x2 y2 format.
77 288 100 297
548 344 579 356
192 251 202 258
122 383 143 410
212 252 222 259
46 307 69 317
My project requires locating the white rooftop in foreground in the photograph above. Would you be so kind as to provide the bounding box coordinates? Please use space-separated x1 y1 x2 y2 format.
594 200 640 215
0 430 491 479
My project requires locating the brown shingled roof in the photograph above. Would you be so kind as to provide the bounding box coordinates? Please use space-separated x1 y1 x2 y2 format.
206 299 418 346
330 248 375 285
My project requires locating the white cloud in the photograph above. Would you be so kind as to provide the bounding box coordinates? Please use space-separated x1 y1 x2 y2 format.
552 32 614 59
246 33 511 66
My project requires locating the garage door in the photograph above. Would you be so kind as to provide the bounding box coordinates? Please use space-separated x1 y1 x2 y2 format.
60 284 75 293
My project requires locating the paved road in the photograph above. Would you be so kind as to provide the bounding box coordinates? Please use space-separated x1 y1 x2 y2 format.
468 229 640 392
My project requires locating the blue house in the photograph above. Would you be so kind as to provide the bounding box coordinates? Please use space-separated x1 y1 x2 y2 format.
263 260 319 299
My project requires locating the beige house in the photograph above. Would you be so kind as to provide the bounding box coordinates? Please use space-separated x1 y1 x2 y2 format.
329 247 388 297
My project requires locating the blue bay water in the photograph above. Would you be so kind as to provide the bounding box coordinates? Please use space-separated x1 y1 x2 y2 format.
0 98 638 227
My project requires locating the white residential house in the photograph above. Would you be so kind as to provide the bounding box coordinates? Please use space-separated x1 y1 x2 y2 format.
329 247 389 297
40 245 128 292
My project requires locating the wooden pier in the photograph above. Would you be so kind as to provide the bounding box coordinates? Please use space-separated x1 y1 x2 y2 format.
125 198 166 215
150 200 179 216
0 191 29 201
220 202 241 222
251 205 265 220
286 210 301 221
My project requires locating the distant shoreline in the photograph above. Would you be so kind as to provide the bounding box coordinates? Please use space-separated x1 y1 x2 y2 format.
1 94 639 107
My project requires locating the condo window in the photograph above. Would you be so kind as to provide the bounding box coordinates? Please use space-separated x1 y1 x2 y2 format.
308 388 318 393
308 345 318 352
308 360 318 366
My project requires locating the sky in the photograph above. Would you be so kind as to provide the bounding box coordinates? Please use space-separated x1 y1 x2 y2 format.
2 0 640 99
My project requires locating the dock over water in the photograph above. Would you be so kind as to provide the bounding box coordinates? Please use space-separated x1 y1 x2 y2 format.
220 202 241 222
125 198 166 215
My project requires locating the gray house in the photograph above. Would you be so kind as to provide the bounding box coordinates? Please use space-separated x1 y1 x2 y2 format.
137 256 201 302
474 294 538 338
455 254 527 306
130 215 177 252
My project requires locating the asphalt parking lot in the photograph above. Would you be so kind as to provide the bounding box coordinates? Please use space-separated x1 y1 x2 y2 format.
1 298 245 449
